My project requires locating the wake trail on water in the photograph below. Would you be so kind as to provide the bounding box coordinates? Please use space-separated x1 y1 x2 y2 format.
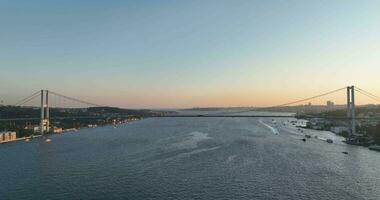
259 120 279 135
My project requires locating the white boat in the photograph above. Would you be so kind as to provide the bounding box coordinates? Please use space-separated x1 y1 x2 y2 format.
45 138 52 143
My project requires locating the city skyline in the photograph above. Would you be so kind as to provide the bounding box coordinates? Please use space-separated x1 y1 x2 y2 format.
1 0 380 108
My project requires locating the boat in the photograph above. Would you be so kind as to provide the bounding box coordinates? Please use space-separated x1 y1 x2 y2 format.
45 138 52 143
301 138 306 142
25 138 30 142
326 139 333 143
368 145 380 152
305 135 311 138
342 152 348 154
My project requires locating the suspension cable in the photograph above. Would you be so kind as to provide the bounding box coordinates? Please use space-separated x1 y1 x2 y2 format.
208 87 347 115
354 89 380 103
355 87 380 102
14 91 41 106
49 91 104 107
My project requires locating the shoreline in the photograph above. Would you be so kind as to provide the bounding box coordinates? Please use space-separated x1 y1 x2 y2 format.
0 119 141 145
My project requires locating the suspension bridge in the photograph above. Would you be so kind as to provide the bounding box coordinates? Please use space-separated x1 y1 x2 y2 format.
2 86 380 137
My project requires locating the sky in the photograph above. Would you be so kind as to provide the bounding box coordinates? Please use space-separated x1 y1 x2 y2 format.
1 0 380 108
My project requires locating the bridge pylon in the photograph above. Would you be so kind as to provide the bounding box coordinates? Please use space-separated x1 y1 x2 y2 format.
347 86 356 136
40 90 50 135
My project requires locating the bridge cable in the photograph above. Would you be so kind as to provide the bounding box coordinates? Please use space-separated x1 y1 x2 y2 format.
355 87 380 102
354 89 380 103
48 91 104 108
14 91 41 107
207 87 347 115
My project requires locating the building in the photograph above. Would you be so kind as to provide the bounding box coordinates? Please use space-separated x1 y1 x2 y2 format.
12 132 16 140
0 131 17 143
28 125 48 133
296 119 308 127
327 101 335 109
53 127 63 134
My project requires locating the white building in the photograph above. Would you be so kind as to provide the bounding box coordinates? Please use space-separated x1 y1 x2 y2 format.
296 120 308 127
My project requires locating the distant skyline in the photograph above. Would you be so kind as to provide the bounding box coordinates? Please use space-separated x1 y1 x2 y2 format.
1 0 380 108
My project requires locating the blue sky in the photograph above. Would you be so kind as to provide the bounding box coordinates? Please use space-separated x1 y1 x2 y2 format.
1 0 380 108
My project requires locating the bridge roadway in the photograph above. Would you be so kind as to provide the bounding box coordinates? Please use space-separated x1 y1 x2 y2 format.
0 115 378 121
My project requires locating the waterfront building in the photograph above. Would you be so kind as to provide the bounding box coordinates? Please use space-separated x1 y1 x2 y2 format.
0 131 17 143
32 125 48 133
296 120 308 127
53 127 63 134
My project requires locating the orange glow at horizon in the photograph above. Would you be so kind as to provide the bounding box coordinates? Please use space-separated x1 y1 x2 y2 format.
92 86 380 109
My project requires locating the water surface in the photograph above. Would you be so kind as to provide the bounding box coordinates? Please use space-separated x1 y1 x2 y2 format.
1 117 380 200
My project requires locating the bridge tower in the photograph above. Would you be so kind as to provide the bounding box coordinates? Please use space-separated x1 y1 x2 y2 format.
40 90 44 135
347 86 356 136
46 90 50 133
40 90 50 135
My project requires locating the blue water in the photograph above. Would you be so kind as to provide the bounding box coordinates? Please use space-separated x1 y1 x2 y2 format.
1 117 380 199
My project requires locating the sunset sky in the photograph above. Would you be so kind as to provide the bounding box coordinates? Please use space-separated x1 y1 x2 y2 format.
1 0 380 108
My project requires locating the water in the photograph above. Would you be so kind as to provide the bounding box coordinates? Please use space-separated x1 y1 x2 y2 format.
1 117 380 200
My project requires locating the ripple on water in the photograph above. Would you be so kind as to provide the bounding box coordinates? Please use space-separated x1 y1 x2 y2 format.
171 131 211 150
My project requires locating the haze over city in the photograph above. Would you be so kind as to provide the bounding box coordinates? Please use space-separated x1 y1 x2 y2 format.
1 0 380 108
